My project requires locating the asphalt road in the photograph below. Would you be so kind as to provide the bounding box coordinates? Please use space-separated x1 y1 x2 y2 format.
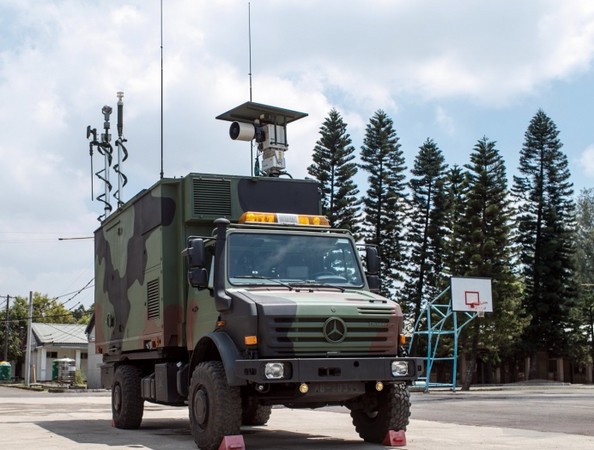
409 385 594 436
1 384 593 449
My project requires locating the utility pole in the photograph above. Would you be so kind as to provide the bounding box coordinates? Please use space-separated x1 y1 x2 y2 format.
3 295 9 361
25 291 33 386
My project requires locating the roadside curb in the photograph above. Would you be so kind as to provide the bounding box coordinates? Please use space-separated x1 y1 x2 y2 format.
409 380 590 393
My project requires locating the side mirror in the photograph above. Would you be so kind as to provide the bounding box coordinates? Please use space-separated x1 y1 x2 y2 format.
185 238 205 268
365 246 381 293
367 274 381 294
184 238 208 289
365 246 380 275
188 268 208 289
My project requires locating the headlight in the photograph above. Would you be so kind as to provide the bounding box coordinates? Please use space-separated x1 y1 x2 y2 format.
391 361 409 376
264 362 285 379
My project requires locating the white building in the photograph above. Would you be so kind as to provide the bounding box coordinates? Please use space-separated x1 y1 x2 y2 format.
84 316 103 389
28 323 88 382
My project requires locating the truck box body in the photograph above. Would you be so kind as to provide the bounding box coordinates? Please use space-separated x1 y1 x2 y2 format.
94 173 321 356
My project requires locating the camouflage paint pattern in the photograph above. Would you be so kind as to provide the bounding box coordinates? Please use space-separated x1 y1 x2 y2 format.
242 290 402 357
94 181 181 354
94 173 323 358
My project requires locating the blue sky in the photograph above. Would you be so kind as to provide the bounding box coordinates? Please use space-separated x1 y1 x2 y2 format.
1 0 593 307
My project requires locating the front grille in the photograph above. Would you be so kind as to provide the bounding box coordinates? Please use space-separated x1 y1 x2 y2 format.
263 312 398 356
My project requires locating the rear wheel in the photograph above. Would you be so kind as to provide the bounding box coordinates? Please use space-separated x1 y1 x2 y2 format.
112 365 144 429
189 361 241 450
241 396 272 425
348 383 410 443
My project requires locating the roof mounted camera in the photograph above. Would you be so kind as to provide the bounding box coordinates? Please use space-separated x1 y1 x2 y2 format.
217 101 307 176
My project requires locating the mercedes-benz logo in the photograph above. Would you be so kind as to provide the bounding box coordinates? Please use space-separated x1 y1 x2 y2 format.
323 317 347 343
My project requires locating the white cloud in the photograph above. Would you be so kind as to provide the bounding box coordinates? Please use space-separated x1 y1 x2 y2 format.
2 0 594 300
580 145 594 176
435 106 456 135
539 1 594 78
228 0 594 105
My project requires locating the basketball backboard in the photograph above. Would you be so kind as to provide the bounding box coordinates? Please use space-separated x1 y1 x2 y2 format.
450 276 493 313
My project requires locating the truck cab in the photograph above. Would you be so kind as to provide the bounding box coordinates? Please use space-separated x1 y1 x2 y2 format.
183 211 420 448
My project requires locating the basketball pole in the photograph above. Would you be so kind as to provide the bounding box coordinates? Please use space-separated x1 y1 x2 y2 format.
409 277 491 392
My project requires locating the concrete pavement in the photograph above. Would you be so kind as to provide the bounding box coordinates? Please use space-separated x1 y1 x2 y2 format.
1 385 593 449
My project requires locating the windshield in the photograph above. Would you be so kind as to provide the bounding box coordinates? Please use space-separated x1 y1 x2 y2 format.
227 232 364 288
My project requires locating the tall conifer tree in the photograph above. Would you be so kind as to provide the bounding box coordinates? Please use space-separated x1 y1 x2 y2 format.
460 137 527 389
573 189 594 372
443 165 469 278
401 138 448 323
308 109 360 234
360 110 408 297
512 110 577 374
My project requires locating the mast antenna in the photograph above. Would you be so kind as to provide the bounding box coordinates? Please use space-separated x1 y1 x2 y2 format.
87 91 129 221
248 2 254 176
113 91 128 208
160 0 164 179
248 2 253 103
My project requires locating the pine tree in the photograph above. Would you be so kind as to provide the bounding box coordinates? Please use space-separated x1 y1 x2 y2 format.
570 189 594 374
512 110 577 374
401 138 448 323
443 165 469 278
459 137 527 389
360 110 408 297
308 109 361 234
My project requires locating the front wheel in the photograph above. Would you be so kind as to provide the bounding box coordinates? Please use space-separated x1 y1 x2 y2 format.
112 365 144 429
242 396 272 426
188 361 241 450
348 383 411 443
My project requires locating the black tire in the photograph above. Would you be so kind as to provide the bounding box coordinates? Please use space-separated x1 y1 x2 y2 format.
241 396 272 426
112 365 144 429
188 361 241 450
348 383 411 443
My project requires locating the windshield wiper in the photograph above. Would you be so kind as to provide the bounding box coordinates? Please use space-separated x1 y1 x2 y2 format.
287 280 345 292
233 275 293 290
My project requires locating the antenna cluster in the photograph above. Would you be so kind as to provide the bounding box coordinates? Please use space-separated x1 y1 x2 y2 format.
86 91 129 221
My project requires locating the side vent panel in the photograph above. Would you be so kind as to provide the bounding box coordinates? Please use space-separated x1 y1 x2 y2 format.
147 278 160 320
193 178 232 217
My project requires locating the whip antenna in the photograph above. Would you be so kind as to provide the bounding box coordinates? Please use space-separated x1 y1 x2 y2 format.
248 2 253 103
248 2 254 176
160 0 164 179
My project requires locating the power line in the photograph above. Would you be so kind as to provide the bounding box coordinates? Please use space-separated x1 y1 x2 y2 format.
0 278 94 319
0 279 93 305
41 321 88 341
55 278 94 305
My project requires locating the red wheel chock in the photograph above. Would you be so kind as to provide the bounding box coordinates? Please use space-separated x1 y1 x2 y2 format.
382 429 406 446
218 434 245 450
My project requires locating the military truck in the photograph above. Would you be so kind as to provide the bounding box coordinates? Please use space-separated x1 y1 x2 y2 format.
94 102 420 450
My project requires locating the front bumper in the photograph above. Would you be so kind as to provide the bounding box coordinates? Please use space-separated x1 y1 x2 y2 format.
234 356 423 384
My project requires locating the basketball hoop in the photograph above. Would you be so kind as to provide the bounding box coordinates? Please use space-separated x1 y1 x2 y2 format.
468 302 486 318
450 277 493 314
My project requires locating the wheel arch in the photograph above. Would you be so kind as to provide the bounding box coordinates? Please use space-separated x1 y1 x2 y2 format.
189 332 245 386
